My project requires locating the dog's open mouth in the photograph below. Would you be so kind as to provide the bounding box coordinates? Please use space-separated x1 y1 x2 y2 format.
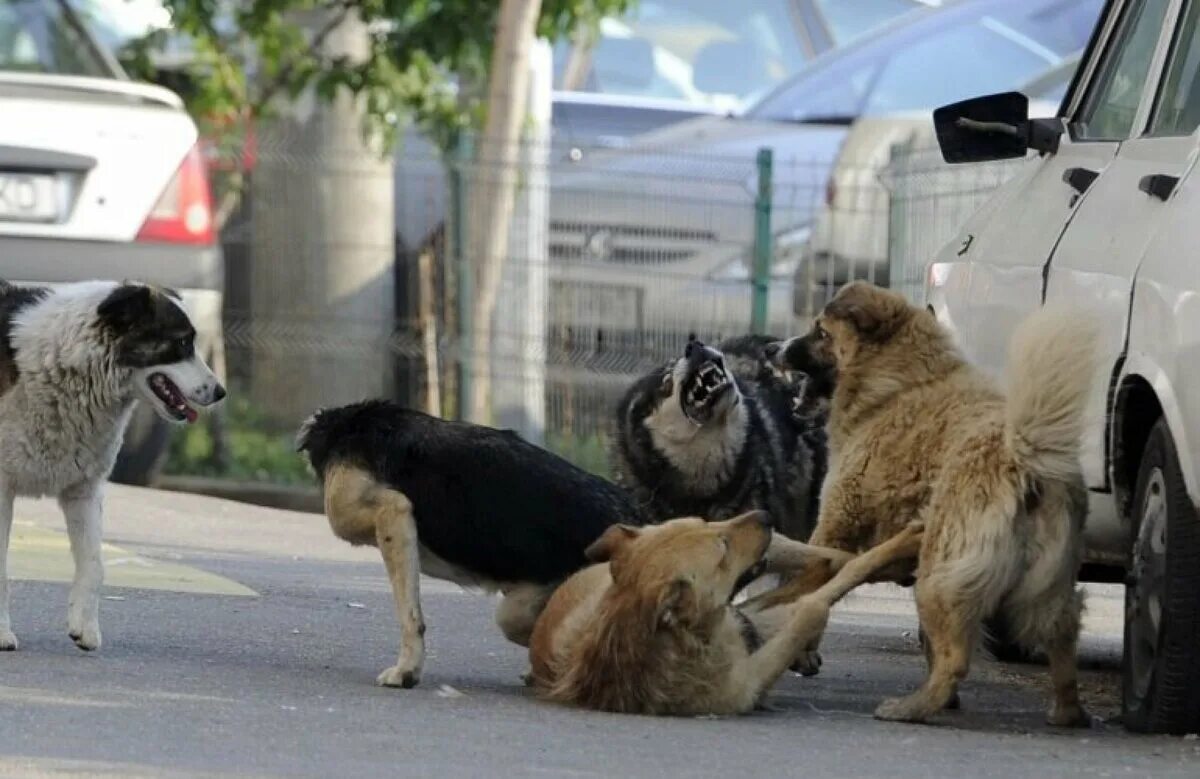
148 373 198 423
730 558 768 601
681 360 732 423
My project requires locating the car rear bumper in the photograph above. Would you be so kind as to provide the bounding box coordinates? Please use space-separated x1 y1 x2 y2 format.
0 236 223 292
2 237 225 373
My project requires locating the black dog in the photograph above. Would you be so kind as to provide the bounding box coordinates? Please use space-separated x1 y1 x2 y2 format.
611 335 829 541
297 400 646 688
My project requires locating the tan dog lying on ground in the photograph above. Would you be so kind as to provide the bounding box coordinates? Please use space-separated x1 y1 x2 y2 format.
743 282 1095 727
528 509 923 715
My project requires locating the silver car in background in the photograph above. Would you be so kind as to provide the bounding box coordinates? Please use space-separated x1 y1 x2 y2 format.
549 0 1100 346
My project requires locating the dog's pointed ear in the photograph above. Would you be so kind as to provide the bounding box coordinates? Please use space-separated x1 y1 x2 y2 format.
825 282 911 343
98 284 153 329
585 524 641 563
656 578 698 630
657 371 674 399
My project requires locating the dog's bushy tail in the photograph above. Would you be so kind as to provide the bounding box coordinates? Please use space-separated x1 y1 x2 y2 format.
1004 306 1099 484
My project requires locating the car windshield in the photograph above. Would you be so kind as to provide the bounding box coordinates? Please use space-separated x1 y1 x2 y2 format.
65 0 170 53
748 0 1101 122
0 0 114 77
814 0 931 45
553 0 927 110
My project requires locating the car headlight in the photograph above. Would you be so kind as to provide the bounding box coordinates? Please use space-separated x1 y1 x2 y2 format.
706 225 811 281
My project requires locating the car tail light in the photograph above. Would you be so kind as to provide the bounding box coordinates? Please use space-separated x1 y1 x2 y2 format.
824 175 837 207
136 143 215 245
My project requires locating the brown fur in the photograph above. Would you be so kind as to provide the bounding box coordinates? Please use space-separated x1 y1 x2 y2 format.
530 509 923 715
744 282 1096 726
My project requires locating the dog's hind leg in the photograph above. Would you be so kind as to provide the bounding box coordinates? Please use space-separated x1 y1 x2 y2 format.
60 482 104 651
373 490 426 689
1002 578 1088 726
875 579 977 723
1039 590 1088 727
0 484 16 650
496 583 554 648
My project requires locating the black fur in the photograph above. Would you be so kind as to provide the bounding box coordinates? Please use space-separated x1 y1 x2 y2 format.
612 336 827 540
97 284 195 368
0 281 50 394
298 400 647 585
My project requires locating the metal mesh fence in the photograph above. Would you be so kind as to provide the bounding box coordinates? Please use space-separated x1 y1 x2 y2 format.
168 119 1034 489
170 124 829 486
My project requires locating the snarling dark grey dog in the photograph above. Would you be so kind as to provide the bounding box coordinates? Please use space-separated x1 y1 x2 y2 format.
611 334 830 540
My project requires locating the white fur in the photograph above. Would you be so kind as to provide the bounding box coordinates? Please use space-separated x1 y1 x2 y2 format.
1005 307 1100 484
644 360 748 495
0 281 218 652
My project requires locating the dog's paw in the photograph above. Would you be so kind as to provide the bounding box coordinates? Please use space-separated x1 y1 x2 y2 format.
873 696 930 723
791 649 822 677
0 627 17 651
377 664 422 689
69 624 101 652
1046 703 1091 728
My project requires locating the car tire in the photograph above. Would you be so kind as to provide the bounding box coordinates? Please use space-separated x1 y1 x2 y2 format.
109 404 172 487
1122 418 1200 734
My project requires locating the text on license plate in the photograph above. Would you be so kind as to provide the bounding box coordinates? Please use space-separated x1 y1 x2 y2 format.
0 172 59 222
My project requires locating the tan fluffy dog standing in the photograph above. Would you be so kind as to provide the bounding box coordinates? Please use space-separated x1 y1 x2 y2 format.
529 509 923 715
744 282 1096 727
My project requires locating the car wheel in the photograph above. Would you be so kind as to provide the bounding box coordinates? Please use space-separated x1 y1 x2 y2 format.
109 404 172 487
1122 418 1200 734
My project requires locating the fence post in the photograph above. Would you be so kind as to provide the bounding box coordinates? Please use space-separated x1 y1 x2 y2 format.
450 134 474 421
750 147 773 334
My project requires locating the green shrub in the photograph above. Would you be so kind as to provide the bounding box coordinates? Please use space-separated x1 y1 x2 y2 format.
165 395 313 485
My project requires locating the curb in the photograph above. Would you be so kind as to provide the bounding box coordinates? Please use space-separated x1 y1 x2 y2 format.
154 475 322 514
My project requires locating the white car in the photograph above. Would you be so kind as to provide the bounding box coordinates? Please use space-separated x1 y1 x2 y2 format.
797 57 1078 315
926 0 1200 735
0 0 222 484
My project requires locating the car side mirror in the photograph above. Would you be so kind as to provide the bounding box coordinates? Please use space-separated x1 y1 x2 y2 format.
934 91 1062 164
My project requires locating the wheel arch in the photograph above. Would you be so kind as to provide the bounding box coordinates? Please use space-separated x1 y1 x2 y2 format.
1113 361 1200 520
1112 374 1163 524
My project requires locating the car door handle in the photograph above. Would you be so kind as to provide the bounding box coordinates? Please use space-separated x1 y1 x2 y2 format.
1138 173 1179 201
1062 167 1099 194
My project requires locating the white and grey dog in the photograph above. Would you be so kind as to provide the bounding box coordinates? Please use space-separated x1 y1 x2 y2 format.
0 280 224 652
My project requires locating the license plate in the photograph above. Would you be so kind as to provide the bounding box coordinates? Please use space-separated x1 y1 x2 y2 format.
551 280 643 330
0 172 59 222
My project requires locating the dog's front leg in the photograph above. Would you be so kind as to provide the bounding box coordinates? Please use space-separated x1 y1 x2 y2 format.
374 494 425 689
762 533 855 575
736 598 835 706
0 484 16 650
742 522 926 701
60 482 104 651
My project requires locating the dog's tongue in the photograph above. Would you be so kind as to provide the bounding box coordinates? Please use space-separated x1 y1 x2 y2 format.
183 406 199 424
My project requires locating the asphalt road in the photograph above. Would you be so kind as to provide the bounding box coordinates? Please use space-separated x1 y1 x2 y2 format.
2 486 1197 778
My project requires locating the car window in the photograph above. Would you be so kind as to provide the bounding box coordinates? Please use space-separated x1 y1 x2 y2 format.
0 0 112 77
748 0 1101 123
813 0 923 45
1075 0 1172 141
553 0 808 109
864 21 1051 115
1149 0 1200 137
